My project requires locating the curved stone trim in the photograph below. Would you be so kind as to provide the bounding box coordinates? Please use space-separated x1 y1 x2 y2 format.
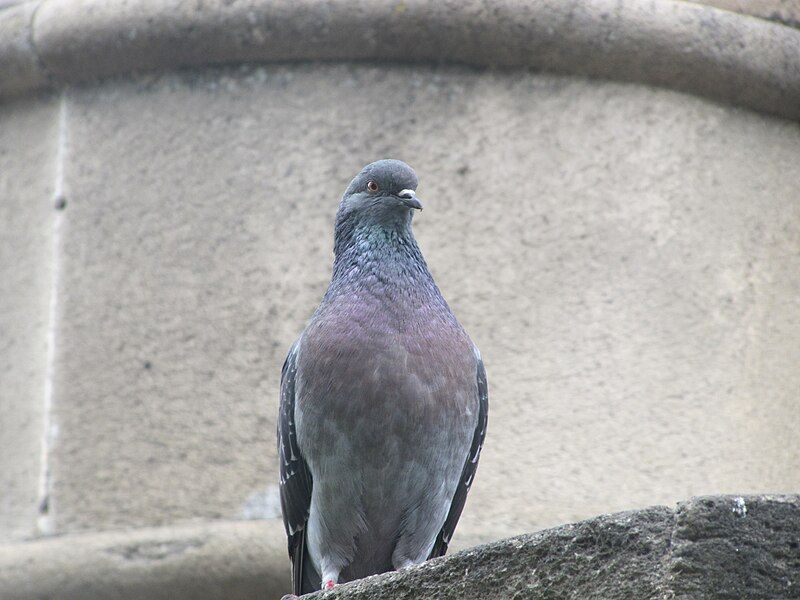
687 0 800 29
0 0 797 120
0 1 48 96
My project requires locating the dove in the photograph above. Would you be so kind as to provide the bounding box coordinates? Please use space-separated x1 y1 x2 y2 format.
278 159 488 595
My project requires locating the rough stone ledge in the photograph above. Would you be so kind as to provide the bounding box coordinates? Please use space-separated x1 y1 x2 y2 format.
0 495 797 598
0 0 798 120
314 495 800 600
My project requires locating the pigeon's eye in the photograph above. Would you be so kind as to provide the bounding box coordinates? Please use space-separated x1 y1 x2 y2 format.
366 181 379 193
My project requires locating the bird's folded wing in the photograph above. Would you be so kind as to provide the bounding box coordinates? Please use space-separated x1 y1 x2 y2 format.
429 350 489 558
278 340 313 594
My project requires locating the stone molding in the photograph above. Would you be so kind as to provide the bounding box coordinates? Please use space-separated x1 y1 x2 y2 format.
687 0 800 29
0 0 798 120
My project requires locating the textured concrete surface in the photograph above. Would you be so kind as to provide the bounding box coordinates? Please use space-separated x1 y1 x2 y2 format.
317 495 800 600
37 65 800 545
0 96 58 540
0 519 290 599
0 1 799 119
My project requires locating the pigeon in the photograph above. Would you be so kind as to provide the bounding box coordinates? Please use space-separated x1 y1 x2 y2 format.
278 159 488 596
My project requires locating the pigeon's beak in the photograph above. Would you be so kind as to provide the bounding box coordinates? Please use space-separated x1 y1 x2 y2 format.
398 189 423 210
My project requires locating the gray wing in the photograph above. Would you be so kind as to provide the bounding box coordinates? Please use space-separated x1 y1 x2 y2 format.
429 351 489 558
277 340 314 595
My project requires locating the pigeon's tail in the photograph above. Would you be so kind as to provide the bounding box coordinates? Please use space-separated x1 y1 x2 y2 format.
294 532 321 595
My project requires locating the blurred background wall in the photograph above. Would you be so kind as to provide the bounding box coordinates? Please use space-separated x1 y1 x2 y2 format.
0 0 799 598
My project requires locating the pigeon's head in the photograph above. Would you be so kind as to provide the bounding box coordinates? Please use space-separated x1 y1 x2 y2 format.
337 160 422 229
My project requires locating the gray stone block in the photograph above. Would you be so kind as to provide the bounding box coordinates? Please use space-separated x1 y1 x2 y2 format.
45 65 800 545
319 495 800 599
669 496 800 598
0 95 58 540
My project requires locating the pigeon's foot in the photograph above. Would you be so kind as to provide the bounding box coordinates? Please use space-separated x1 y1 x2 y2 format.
319 565 340 592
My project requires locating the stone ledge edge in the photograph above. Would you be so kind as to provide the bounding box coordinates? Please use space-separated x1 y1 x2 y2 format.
0 495 797 599
0 0 798 120
316 493 800 599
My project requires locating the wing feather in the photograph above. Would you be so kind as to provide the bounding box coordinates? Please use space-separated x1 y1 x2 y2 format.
278 341 313 595
428 351 489 558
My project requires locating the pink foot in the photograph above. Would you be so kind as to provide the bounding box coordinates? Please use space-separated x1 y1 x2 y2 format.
323 579 336 591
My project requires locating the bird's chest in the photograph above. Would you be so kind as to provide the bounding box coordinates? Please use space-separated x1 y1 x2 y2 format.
294 300 475 457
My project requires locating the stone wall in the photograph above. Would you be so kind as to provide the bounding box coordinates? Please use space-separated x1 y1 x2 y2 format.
0 1 799 598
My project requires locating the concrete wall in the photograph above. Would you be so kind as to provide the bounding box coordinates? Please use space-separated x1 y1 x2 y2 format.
0 96 58 540
0 0 799 598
